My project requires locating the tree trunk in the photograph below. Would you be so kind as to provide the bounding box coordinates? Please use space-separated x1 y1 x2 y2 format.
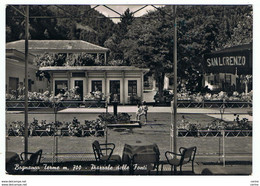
157 71 165 102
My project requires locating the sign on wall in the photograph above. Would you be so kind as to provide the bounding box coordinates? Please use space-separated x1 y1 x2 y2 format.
204 50 252 75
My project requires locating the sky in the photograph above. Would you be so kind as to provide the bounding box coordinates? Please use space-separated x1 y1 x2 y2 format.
91 5 164 23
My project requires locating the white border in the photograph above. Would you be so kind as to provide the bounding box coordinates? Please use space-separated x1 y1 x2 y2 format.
1 1 260 186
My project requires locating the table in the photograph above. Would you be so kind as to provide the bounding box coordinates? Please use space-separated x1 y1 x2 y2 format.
122 144 160 174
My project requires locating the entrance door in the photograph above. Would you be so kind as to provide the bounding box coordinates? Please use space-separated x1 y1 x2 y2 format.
110 80 120 102
75 80 83 101
9 77 19 95
55 80 68 96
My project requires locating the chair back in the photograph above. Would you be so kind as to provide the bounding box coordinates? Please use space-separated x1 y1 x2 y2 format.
180 146 196 163
92 140 103 161
25 150 42 166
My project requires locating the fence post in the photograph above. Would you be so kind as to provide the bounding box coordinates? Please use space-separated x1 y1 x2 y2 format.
218 134 221 163
222 130 225 167
220 100 225 120
56 136 58 163
52 140 54 165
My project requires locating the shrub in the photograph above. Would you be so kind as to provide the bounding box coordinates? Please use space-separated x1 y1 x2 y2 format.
98 113 132 124
116 113 132 123
98 113 117 124
154 90 173 103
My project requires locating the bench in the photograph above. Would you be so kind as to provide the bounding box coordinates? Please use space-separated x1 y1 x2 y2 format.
164 146 197 174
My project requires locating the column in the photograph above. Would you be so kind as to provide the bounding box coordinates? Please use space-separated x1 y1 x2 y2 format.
49 72 53 93
85 71 88 94
122 71 125 105
141 72 144 102
104 71 107 98
152 74 156 91
163 75 169 90
104 52 107 65
67 72 71 90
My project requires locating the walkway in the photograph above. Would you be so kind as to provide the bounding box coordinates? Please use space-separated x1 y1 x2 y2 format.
58 106 252 121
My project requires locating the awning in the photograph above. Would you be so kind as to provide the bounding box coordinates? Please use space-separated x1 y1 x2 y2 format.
204 43 252 75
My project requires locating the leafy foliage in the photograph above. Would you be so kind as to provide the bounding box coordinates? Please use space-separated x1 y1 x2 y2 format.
104 8 135 62
35 70 50 82
34 52 102 67
6 5 252 95
6 5 116 46
118 5 252 94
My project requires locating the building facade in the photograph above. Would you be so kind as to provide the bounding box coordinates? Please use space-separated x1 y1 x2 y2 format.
40 66 149 104
203 43 252 93
6 40 149 104
6 49 48 95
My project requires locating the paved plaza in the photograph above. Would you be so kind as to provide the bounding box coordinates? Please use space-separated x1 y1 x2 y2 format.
5 106 252 175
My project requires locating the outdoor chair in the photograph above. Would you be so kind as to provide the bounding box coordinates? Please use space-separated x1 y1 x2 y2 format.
164 146 197 174
18 149 42 174
20 149 42 166
92 140 122 173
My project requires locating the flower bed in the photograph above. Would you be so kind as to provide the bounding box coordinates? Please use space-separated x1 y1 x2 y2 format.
6 87 82 101
7 117 105 137
84 91 105 101
154 90 253 103
177 118 252 137
7 113 134 137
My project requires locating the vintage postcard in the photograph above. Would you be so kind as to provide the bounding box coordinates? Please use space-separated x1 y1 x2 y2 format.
1 1 259 186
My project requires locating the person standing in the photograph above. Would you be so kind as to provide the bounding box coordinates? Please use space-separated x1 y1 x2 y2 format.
142 101 148 123
136 104 143 121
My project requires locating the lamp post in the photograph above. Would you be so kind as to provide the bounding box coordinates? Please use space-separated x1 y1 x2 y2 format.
51 96 61 164
24 5 29 160
105 99 108 155
171 5 178 157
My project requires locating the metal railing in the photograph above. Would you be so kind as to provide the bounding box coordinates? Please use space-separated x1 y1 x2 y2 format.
7 129 105 137
177 100 252 108
178 129 252 167
6 100 106 109
178 129 252 137
6 100 252 109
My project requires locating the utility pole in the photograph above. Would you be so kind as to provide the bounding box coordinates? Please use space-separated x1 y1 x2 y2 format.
24 5 29 160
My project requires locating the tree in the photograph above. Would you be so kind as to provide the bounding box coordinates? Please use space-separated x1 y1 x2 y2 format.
121 10 174 101
119 5 252 98
6 5 116 45
6 5 26 42
104 8 135 62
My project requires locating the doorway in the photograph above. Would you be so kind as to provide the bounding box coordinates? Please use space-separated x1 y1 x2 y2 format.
75 80 83 101
9 77 19 95
110 80 120 102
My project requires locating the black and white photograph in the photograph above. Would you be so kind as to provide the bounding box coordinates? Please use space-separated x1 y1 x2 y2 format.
1 1 259 185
